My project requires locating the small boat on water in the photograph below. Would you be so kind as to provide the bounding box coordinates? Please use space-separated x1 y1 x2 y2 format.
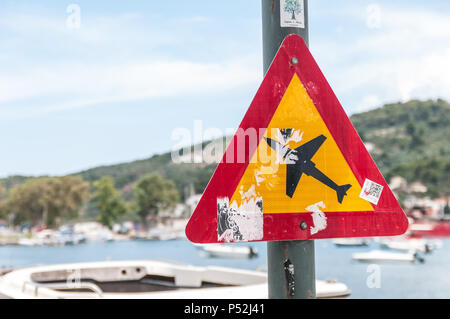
199 244 258 259
352 250 424 264
58 227 87 246
153 231 185 241
378 238 437 253
17 238 38 247
409 221 450 238
133 230 184 241
100 233 114 243
332 238 370 247
19 229 87 247
0 260 351 299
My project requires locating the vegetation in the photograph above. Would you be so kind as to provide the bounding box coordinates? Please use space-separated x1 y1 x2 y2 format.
93 177 128 228
0 183 7 219
75 141 222 201
134 173 179 226
6 176 90 227
0 99 448 226
384 157 450 198
0 183 6 198
445 204 450 216
351 99 449 197
61 99 447 202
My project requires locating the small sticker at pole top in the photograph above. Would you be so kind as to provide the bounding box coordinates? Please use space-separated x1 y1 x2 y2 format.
280 0 305 28
360 179 384 205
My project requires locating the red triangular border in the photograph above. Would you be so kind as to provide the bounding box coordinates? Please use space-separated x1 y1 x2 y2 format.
186 35 408 243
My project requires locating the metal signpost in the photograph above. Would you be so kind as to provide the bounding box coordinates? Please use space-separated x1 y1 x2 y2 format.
185 0 408 301
262 0 314 299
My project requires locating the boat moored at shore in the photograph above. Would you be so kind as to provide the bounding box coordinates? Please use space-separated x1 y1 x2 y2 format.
0 260 351 299
352 250 425 264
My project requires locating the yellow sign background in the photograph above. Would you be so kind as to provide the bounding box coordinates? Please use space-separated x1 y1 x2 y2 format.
230 74 374 214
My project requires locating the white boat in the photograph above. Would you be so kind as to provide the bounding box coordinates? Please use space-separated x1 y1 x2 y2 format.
157 233 179 241
101 233 115 243
200 244 258 259
352 250 424 263
17 238 40 247
35 230 63 246
0 260 351 299
134 230 184 241
316 280 351 299
379 238 434 253
154 231 185 241
34 230 86 246
333 238 370 247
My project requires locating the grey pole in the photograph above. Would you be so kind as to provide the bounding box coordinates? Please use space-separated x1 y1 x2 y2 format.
262 0 316 299
262 0 309 73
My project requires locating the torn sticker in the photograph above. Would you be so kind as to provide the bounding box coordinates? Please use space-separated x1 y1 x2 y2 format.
254 170 265 187
269 128 304 165
360 179 383 205
306 201 327 235
276 128 303 145
284 259 295 297
217 192 263 243
280 0 305 28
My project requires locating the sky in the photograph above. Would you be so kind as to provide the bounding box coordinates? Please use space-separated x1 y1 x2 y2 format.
0 0 449 177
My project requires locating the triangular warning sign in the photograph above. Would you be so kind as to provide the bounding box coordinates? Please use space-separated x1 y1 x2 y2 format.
186 35 408 243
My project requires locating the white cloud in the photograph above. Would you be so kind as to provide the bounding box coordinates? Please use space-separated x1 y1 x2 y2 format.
395 48 450 101
0 10 176 51
0 57 260 119
0 9 260 120
318 6 450 112
355 9 450 55
357 95 382 113
1 4 449 120
366 3 382 29
170 16 212 24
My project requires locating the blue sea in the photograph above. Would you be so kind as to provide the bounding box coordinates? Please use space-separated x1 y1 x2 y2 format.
1 238 449 299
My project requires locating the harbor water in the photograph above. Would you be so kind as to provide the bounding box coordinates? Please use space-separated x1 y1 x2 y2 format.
0 238 449 299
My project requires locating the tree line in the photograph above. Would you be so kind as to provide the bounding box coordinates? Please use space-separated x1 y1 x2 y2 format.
0 173 179 229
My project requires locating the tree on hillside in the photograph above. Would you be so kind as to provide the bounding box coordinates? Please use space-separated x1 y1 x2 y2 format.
404 121 424 149
94 177 127 228
7 176 90 227
405 121 416 136
0 183 6 199
134 174 179 226
48 176 91 223
0 183 7 219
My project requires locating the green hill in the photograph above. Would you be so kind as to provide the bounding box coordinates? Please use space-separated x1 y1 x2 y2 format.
75 139 226 201
351 99 449 197
2 99 449 204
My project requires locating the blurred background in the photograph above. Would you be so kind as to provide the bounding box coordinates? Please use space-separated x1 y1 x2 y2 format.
0 0 449 299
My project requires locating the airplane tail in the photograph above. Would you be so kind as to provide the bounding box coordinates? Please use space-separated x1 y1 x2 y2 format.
336 184 352 204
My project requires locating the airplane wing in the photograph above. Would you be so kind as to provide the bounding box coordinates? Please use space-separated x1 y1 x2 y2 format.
295 135 327 161
265 135 327 198
286 164 303 198
286 135 327 197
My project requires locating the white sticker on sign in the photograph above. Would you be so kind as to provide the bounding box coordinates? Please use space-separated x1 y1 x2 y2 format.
360 179 384 205
280 0 305 28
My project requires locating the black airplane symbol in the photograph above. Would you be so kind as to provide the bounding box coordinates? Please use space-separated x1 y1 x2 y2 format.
264 135 352 204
